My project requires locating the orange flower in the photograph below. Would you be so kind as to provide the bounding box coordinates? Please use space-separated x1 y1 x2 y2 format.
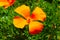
13 5 46 35
0 0 15 8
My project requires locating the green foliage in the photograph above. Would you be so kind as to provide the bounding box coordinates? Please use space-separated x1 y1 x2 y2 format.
0 0 60 40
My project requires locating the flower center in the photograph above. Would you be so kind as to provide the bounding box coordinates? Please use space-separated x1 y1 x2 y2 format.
27 17 33 24
27 19 30 23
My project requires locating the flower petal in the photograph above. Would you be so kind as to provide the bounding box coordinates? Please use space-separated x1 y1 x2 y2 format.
7 0 15 6
0 0 15 8
0 2 9 6
15 5 30 19
4 0 15 8
13 16 27 29
0 0 7 2
31 7 46 22
29 21 44 35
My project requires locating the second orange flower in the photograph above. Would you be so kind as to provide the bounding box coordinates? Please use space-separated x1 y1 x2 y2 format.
13 5 46 35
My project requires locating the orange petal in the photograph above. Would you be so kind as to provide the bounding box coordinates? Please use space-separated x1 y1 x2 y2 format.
13 16 28 29
0 2 9 6
0 0 9 6
0 0 15 8
4 0 15 8
0 0 8 2
29 21 44 35
15 5 30 19
31 7 46 22
7 0 15 6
